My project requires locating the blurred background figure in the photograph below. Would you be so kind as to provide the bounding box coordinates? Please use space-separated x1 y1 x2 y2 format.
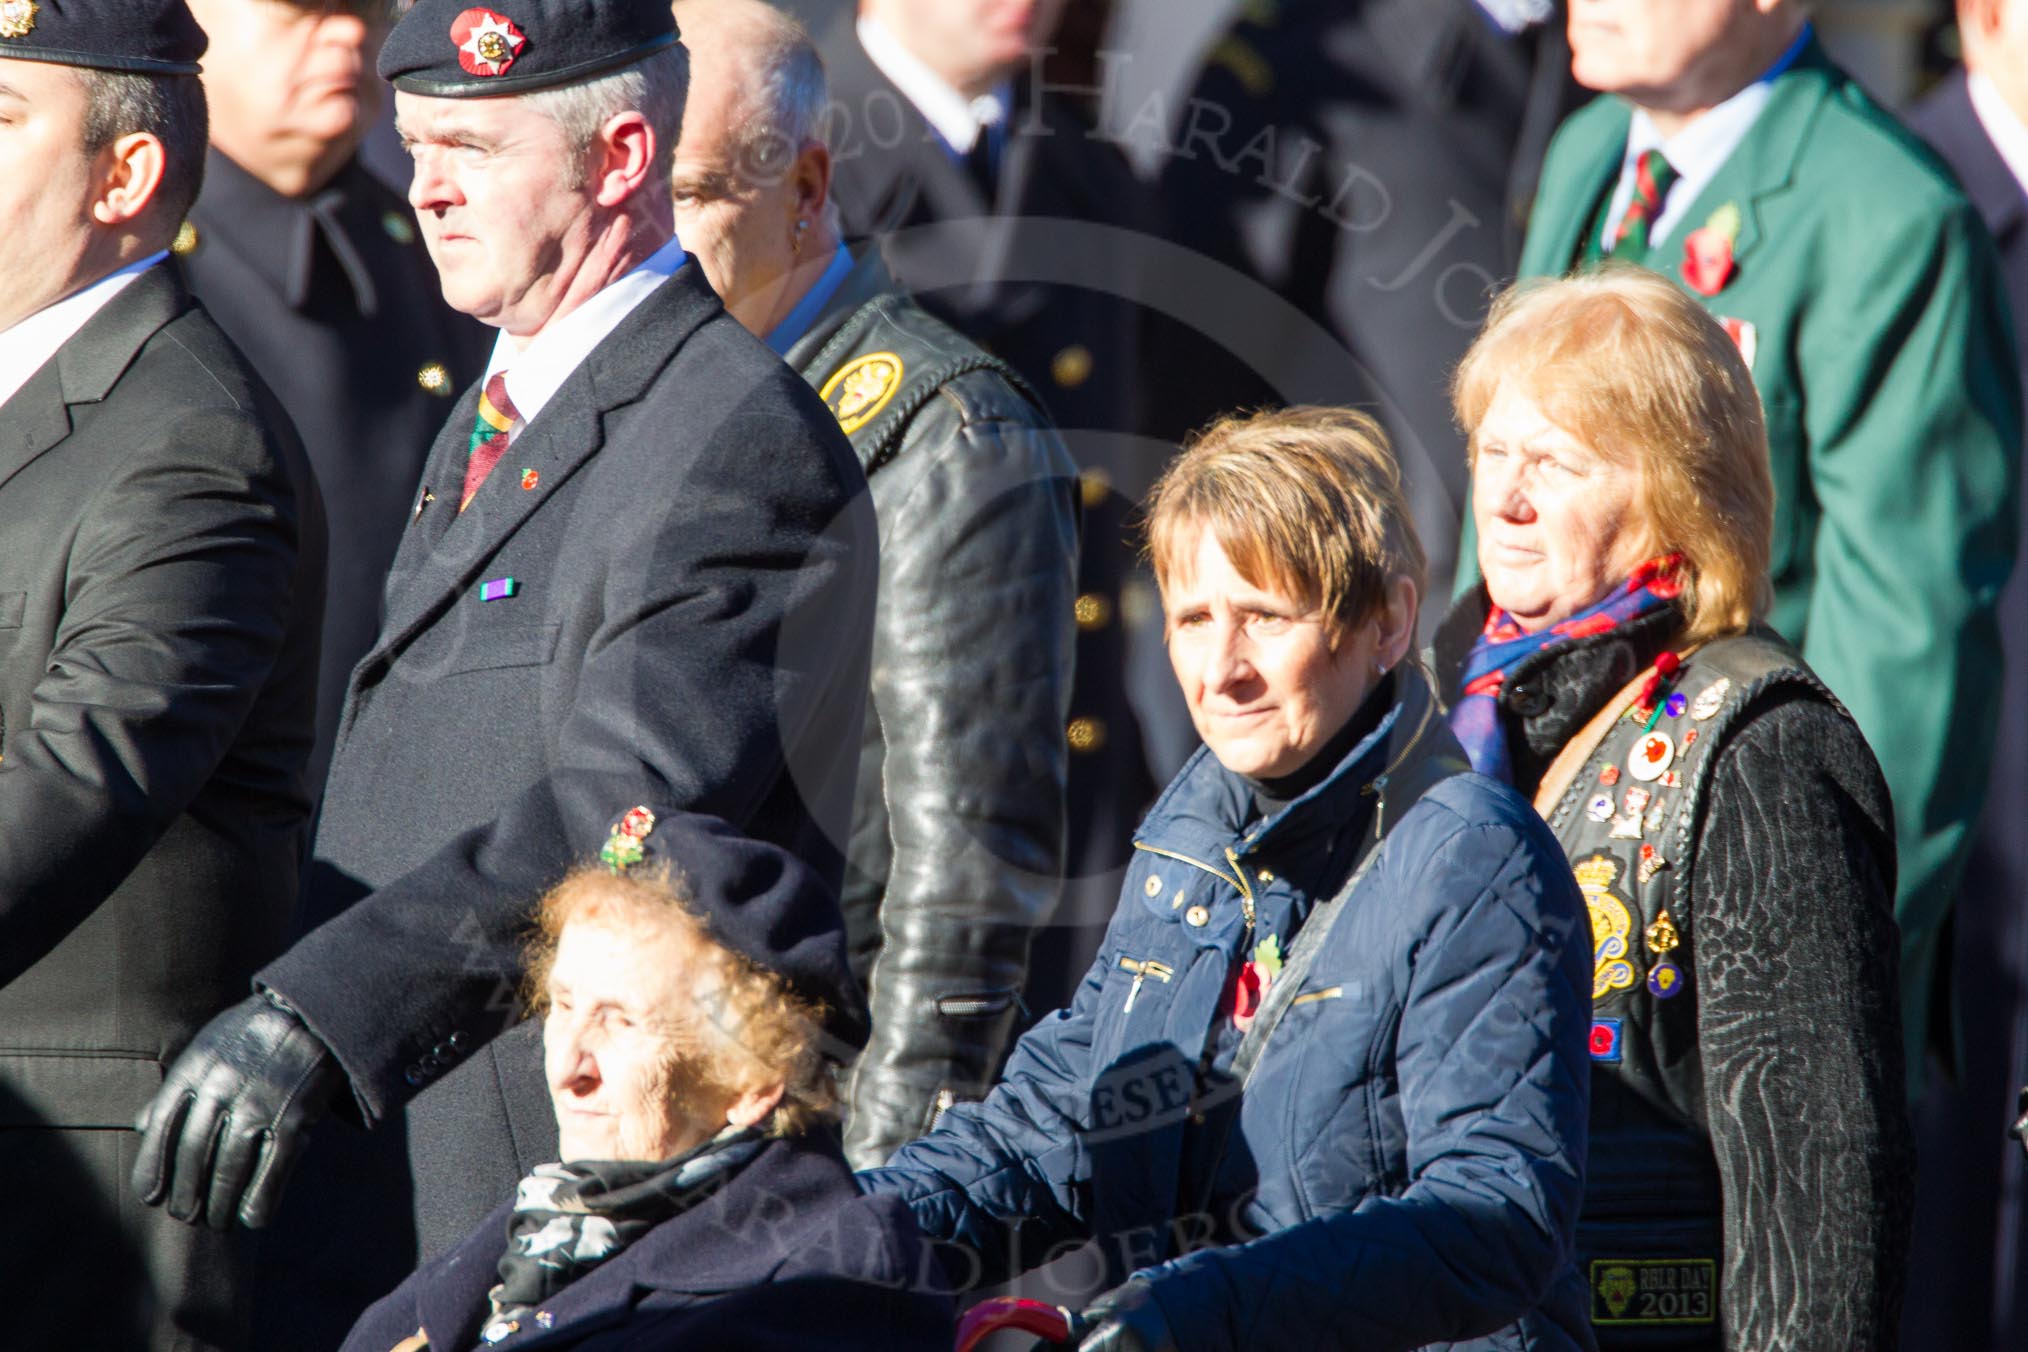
1903 4 2028 1347
669 0 1081 1169
1153 0 1579 623
1477 0 2021 1113
807 0 1169 1021
178 0 488 802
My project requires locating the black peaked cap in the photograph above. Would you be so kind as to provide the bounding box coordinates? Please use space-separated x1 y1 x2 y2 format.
0 0 205 75
594 807 870 1056
379 0 676 97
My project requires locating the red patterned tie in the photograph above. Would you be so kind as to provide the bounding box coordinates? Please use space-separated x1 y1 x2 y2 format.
461 371 518 510
1611 148 1679 255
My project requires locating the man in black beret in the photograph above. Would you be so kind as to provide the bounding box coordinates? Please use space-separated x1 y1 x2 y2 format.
0 1 328 1348
134 0 879 1299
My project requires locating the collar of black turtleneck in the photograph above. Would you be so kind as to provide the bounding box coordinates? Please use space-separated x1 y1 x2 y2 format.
1245 670 1397 822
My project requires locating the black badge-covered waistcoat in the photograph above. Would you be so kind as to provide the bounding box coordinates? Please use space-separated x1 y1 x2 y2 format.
1539 632 1831 1344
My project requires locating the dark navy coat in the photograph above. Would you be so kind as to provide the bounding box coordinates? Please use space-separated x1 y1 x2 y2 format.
258 263 878 1262
863 674 1596 1351
341 1132 952 1352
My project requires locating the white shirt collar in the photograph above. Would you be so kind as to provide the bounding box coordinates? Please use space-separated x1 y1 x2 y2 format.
481 236 688 427
1606 24 1811 250
857 13 1009 154
1968 71 2028 203
0 253 169 415
1474 0 1554 34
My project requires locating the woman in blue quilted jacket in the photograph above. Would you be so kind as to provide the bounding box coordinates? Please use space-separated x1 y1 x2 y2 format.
861 406 1596 1352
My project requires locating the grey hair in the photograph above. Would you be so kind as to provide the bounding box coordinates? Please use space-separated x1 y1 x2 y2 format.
731 8 829 188
76 69 209 248
520 42 689 191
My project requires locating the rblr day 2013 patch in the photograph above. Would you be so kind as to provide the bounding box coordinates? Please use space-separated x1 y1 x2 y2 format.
1591 1258 1717 1326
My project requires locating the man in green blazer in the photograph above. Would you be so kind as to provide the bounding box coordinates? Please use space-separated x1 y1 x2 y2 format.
1457 0 2022 1095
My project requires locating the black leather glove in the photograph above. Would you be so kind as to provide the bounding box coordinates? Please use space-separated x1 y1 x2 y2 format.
132 990 343 1230
1076 1279 1179 1352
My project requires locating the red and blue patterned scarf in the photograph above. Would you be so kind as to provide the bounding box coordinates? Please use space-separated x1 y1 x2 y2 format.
1450 555 1683 783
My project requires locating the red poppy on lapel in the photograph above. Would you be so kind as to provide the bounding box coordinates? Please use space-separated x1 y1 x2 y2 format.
1682 227 1736 296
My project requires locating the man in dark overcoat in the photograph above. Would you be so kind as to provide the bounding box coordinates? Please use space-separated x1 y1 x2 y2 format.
1155 0 1578 615
1903 3 2028 1344
133 0 878 1295
176 0 489 798
0 4 328 1347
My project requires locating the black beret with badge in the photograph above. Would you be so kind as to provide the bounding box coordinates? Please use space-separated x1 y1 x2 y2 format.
378 0 677 97
0 0 206 74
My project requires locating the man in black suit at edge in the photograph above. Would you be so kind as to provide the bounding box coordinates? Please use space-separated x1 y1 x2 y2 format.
133 0 878 1284
1904 5 2028 1346
0 2 327 1347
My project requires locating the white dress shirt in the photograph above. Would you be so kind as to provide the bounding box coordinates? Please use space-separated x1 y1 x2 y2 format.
481 236 689 427
857 13 1010 155
0 252 169 413
1603 25 1812 251
1968 70 2028 202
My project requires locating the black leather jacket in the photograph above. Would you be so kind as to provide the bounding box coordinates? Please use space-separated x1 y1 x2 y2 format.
785 248 1080 1167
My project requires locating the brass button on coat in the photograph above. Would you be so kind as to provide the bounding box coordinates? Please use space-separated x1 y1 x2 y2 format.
1186 905 1210 927
1067 716 1105 753
416 361 452 396
1074 593 1113 631
1052 344 1094 388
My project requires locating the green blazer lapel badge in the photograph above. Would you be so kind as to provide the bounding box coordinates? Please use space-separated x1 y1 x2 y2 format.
1681 202 1742 297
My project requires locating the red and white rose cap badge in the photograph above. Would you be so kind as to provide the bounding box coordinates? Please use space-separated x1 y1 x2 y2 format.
451 7 526 78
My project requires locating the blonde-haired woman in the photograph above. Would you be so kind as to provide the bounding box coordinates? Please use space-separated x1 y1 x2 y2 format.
342 810 951 1352
1435 268 1912 1350
865 407 1595 1352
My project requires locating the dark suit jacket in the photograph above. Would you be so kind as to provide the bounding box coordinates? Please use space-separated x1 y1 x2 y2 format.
260 262 878 1259
0 264 326 1346
178 151 490 801
822 23 1158 448
1910 71 2028 937
340 1132 952 1352
1903 69 2028 1352
1155 0 1576 604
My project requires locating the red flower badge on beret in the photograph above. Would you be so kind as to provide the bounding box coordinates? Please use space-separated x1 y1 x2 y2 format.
451 8 526 78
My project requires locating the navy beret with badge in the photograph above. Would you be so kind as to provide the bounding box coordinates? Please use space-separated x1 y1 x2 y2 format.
378 0 677 97
595 805 870 1054
0 0 206 74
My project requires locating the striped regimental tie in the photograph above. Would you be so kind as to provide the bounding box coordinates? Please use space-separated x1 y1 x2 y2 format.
1611 148 1679 255
461 370 519 510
